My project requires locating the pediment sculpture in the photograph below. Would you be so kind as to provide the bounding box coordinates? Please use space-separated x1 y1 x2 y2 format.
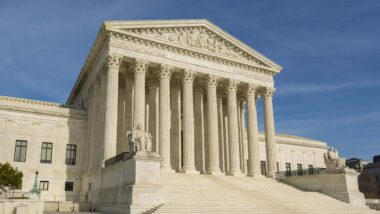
125 26 268 66
127 124 153 154
324 148 346 170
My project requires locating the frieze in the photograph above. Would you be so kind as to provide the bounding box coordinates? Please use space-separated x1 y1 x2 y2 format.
110 35 274 84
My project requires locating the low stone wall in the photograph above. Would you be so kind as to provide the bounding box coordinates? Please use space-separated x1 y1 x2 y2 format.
0 199 45 214
366 199 380 211
279 169 367 207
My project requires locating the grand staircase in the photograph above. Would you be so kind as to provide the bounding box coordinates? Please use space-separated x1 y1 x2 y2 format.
150 172 376 214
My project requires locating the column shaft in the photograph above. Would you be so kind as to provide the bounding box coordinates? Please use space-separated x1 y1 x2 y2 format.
170 84 181 171
124 73 134 152
246 84 261 176
103 55 121 162
148 82 160 153
160 64 174 170
227 80 242 176
133 59 149 130
182 70 197 173
263 88 277 178
88 77 100 172
194 88 206 173
217 94 225 173
206 75 221 175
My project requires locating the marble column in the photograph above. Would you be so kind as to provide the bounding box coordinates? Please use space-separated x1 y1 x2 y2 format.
206 75 221 175
133 59 149 130
246 84 261 177
223 103 230 173
116 78 126 155
124 71 134 152
85 84 94 173
217 93 225 173
159 64 174 170
262 87 277 178
239 99 247 174
170 82 181 172
148 80 160 153
89 77 101 172
96 71 107 169
181 69 197 173
194 86 206 173
227 79 242 176
103 54 122 162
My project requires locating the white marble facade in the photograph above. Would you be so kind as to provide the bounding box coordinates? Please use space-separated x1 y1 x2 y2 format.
0 20 329 201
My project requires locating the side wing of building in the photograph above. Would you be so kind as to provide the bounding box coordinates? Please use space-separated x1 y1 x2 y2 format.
0 96 87 200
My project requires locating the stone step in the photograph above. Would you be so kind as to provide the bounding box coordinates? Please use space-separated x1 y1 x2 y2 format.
150 172 376 214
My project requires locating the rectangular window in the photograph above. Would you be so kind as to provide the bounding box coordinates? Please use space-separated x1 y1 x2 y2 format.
14 140 27 162
39 181 49 191
285 163 291 177
260 161 266 176
65 144 77 165
65 182 74 191
297 164 303 175
40 142 53 163
308 165 314 174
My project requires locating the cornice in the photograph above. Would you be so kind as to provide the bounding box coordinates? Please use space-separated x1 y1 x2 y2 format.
255 131 327 149
0 96 87 119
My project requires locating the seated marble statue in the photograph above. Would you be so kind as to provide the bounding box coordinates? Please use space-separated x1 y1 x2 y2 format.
324 148 346 170
127 124 153 154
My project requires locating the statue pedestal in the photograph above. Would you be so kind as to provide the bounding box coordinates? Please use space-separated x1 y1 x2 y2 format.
95 152 164 214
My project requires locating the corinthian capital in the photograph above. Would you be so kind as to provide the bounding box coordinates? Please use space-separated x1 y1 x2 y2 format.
183 69 196 83
246 83 258 96
134 58 149 74
159 64 174 79
105 54 123 70
261 87 275 98
228 79 239 91
207 75 219 88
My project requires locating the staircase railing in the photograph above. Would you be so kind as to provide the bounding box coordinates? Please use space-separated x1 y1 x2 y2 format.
275 168 324 179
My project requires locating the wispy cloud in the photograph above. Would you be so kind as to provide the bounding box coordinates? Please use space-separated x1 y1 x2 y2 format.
277 80 380 96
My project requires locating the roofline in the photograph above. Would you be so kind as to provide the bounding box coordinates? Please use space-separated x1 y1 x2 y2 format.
104 19 283 71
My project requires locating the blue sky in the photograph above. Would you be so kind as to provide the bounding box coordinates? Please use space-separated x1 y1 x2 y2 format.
0 1 379 160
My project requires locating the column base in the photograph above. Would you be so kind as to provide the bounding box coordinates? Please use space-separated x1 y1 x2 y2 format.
246 170 265 178
160 165 175 173
227 170 245 177
206 168 223 176
266 171 276 178
181 166 199 174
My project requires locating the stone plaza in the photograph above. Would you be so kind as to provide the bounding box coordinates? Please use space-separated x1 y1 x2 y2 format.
0 20 376 213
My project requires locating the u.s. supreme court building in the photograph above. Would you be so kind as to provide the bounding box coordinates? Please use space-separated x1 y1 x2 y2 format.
1 20 361 213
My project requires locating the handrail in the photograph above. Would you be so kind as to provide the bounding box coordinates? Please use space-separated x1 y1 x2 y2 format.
104 152 134 166
275 168 325 179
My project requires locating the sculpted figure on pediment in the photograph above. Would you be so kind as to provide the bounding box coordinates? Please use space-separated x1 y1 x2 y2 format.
126 27 268 66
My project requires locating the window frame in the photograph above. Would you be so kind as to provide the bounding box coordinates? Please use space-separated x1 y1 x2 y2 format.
40 142 53 164
39 181 49 191
65 181 74 192
65 144 77 165
14 140 27 162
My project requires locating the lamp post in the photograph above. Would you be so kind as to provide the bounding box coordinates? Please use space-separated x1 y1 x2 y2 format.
29 171 41 199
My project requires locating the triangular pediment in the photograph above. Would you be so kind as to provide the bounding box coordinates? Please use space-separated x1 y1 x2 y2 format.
104 20 282 72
